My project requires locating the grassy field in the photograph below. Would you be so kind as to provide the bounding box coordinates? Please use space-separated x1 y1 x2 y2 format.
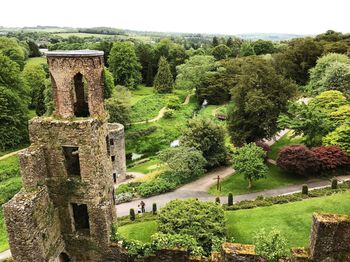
25 57 47 67
118 221 157 243
208 163 307 196
128 158 161 174
268 132 303 160
117 191 350 252
0 155 22 252
226 191 350 249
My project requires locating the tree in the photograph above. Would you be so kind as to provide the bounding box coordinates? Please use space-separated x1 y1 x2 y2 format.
159 146 206 182
226 37 234 47
108 41 142 89
239 41 255 56
273 38 323 85
323 124 350 155
321 62 350 98
278 102 335 147
232 143 268 189
312 146 350 171
136 43 155 86
227 57 296 146
308 53 350 93
154 56 174 93
158 199 225 254
22 64 47 114
212 36 219 47
0 86 28 150
103 67 114 99
253 228 287 262
181 118 227 168
276 145 321 176
308 90 347 115
252 39 276 55
27 40 41 57
0 37 26 70
212 44 231 60
175 55 216 90
330 105 350 125
105 86 132 126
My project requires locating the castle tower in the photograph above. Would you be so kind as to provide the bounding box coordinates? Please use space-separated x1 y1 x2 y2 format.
4 51 126 261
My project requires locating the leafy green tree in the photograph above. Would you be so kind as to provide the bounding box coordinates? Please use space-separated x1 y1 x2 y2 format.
252 39 276 55
22 64 47 114
181 118 227 168
273 38 323 85
323 124 350 154
308 90 347 115
108 41 142 89
159 146 206 182
175 55 216 90
226 37 234 47
227 57 296 145
232 143 268 189
278 102 335 146
105 86 132 126
27 40 41 57
154 56 174 93
253 228 287 262
321 62 350 98
212 44 231 60
0 86 28 150
158 199 225 255
330 105 350 125
239 41 255 56
0 53 27 98
103 67 114 99
212 36 219 47
0 37 26 70
136 43 155 86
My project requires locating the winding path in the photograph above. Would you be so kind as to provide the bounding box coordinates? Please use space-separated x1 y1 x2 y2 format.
0 149 24 161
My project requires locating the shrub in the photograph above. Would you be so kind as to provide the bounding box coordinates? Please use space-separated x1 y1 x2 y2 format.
323 124 350 155
137 177 176 197
332 178 338 189
130 208 135 221
228 193 233 206
302 184 308 195
276 144 321 176
158 199 225 255
253 228 287 262
127 126 157 140
166 95 181 109
115 192 134 204
116 182 141 194
312 145 350 171
255 141 271 153
215 197 221 204
152 203 157 214
163 109 174 118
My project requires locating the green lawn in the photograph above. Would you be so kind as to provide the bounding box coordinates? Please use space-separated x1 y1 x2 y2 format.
117 191 350 252
118 221 157 243
226 191 350 249
268 132 303 160
208 164 307 196
128 158 161 174
25 57 47 67
0 155 22 252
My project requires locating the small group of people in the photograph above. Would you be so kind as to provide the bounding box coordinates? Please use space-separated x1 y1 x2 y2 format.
137 201 145 214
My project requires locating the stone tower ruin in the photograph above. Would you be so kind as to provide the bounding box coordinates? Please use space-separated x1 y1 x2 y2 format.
4 50 126 261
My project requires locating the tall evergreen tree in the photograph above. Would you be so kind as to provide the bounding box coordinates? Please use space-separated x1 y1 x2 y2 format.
212 36 219 47
226 37 234 47
154 56 174 93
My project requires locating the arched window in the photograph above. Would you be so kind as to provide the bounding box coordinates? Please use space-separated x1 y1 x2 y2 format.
59 252 70 262
73 73 89 117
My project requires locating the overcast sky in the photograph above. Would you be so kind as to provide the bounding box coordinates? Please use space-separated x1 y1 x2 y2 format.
1 0 349 35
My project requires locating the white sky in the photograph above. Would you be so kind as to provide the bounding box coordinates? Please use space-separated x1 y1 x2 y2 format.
1 0 349 35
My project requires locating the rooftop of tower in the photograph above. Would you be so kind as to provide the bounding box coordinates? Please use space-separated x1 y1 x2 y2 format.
46 49 104 57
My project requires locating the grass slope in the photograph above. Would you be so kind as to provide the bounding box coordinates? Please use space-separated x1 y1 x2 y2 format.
117 191 350 252
268 132 303 160
208 164 307 196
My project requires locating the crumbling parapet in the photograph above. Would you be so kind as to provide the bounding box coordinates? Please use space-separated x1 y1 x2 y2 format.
108 123 127 183
221 243 264 262
309 213 350 261
3 187 64 262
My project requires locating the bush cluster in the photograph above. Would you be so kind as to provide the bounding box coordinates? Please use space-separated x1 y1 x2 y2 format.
127 126 157 140
137 177 177 197
115 192 134 204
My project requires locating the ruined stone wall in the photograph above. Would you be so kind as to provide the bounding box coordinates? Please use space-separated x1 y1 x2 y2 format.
3 187 64 262
108 123 127 183
47 53 105 119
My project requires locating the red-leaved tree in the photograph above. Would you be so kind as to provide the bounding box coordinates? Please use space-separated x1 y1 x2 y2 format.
311 145 350 171
276 144 321 176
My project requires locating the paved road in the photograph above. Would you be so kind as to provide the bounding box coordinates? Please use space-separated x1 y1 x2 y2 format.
0 249 11 261
116 174 350 217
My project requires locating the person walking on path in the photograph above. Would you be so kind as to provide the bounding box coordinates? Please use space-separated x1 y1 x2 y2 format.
140 201 145 213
